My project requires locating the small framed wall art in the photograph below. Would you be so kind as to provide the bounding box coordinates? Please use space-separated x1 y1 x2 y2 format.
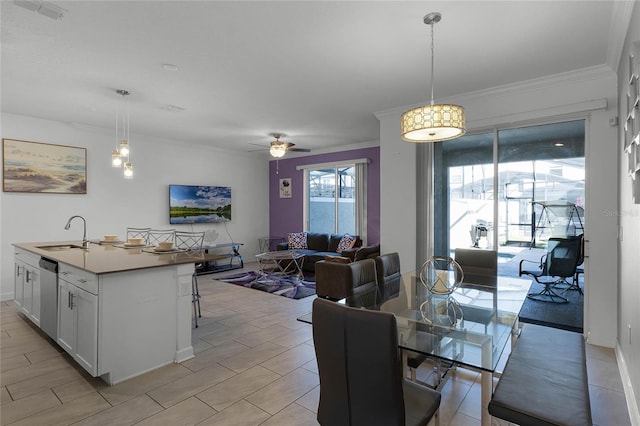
279 177 292 198
2 138 87 194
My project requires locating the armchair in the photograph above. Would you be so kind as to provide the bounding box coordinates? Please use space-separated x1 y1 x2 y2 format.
519 235 583 303
315 258 379 308
342 244 380 262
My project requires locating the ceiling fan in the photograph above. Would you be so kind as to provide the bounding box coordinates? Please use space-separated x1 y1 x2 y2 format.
250 133 311 158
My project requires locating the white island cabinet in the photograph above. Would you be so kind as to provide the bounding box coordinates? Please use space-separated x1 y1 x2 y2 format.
14 248 40 327
55 262 195 384
57 264 98 375
13 241 208 385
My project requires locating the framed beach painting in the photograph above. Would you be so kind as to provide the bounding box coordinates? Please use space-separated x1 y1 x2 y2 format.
3 138 87 194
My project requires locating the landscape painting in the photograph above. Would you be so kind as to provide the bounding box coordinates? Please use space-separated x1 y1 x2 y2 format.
169 184 232 224
3 139 87 194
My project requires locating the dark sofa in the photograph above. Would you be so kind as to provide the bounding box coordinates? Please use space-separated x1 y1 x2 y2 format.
277 232 362 273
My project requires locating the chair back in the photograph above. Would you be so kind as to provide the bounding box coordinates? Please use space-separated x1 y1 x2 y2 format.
454 248 498 287
375 252 401 302
148 229 175 246
175 231 205 251
576 233 585 266
546 235 582 278
312 298 405 426
345 258 380 308
127 227 151 244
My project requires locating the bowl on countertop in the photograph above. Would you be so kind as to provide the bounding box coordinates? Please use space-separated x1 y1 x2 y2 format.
104 234 118 242
127 237 145 246
157 241 174 250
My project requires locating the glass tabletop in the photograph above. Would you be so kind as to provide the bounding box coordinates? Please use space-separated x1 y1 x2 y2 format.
299 271 531 373
256 250 305 261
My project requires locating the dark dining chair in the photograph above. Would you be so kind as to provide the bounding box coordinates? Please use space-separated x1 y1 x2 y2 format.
519 235 583 303
375 252 402 302
312 298 441 426
454 248 497 287
454 248 498 333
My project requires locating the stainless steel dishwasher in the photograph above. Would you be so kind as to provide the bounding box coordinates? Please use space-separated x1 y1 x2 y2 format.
38 257 58 340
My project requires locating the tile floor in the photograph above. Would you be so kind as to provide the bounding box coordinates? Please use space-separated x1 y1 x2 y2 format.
0 265 632 426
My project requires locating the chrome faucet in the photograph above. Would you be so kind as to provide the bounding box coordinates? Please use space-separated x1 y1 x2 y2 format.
64 215 89 248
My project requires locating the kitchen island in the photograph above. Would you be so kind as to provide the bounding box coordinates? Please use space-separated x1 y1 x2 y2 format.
13 240 224 385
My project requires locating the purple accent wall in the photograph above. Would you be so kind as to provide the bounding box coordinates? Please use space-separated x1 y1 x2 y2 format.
269 147 380 245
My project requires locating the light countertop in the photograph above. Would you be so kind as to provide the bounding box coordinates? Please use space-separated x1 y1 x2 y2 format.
14 240 226 275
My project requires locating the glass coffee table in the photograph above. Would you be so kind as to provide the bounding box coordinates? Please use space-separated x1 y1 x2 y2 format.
255 250 305 281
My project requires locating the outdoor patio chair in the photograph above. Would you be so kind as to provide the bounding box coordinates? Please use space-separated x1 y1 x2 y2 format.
519 235 583 303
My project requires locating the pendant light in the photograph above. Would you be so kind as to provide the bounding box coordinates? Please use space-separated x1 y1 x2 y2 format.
401 12 465 143
112 89 134 178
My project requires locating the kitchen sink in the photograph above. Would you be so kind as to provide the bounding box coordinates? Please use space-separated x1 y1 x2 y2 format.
36 244 88 251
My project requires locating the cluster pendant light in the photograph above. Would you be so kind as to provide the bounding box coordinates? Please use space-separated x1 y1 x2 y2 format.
401 12 465 143
112 89 133 179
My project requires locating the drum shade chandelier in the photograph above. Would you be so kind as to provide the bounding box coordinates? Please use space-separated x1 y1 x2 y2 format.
111 89 134 179
401 12 465 143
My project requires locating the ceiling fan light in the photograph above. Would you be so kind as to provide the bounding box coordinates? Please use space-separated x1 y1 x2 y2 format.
270 143 286 158
401 103 466 142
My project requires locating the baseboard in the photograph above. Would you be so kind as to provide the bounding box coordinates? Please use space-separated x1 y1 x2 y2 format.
175 346 194 363
0 292 15 302
615 342 640 425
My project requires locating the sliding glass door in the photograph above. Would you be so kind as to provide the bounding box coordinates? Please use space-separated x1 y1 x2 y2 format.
433 120 585 277
306 166 356 235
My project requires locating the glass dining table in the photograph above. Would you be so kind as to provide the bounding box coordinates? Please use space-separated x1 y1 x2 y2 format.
298 271 532 426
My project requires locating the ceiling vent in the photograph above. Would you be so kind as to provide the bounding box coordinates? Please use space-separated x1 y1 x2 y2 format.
14 1 66 20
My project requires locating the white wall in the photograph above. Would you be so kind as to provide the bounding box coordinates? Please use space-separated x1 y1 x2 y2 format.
617 1 640 421
1 113 269 300
377 64 619 348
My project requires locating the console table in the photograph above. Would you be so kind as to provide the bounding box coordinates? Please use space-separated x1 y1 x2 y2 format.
197 242 243 274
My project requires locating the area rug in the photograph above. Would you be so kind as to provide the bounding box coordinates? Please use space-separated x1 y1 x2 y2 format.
218 271 316 299
518 282 584 333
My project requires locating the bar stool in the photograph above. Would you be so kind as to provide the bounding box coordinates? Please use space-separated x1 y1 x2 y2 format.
126 227 151 244
148 229 175 246
175 231 205 327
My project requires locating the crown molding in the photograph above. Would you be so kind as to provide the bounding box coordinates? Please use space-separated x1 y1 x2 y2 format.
375 64 615 119
606 0 636 71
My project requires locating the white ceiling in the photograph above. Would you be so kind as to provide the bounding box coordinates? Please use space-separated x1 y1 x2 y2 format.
0 1 626 155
